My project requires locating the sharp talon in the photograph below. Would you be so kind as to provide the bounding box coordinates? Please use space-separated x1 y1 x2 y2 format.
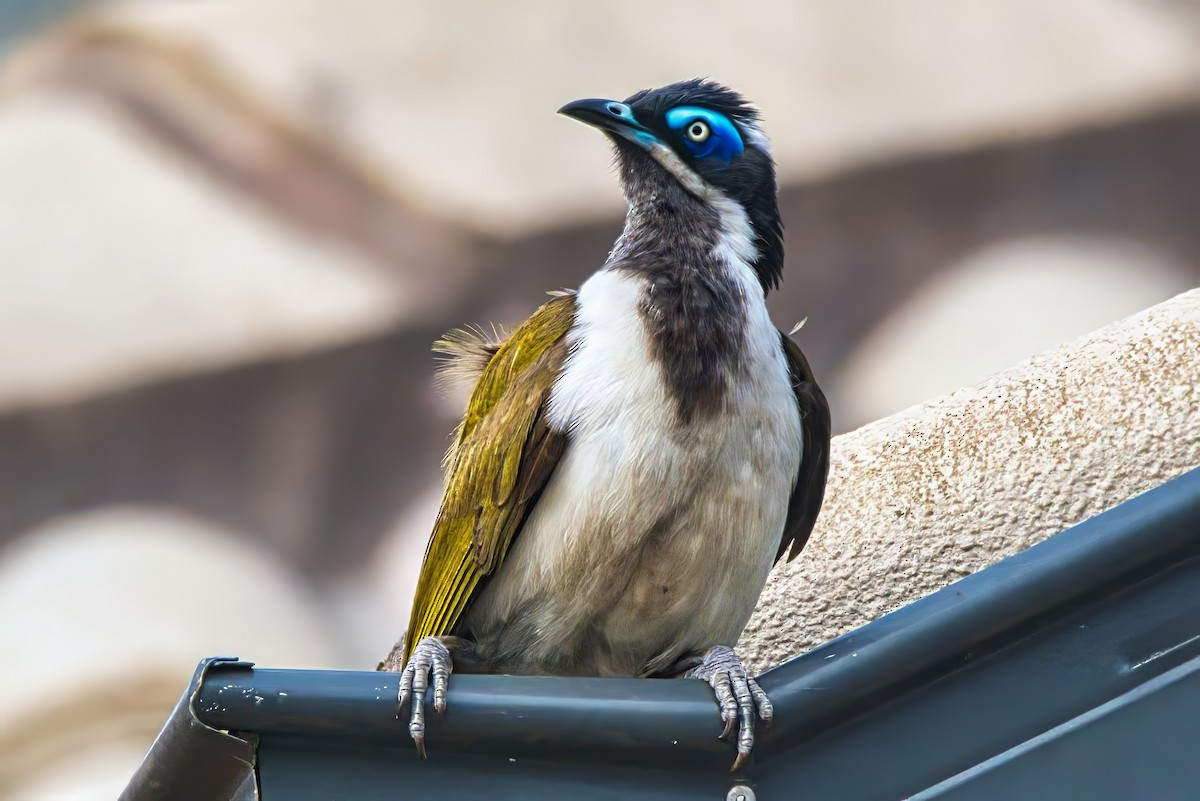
689 645 771 772
395 637 454 757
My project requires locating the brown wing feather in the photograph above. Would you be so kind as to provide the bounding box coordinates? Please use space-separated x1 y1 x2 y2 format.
776 332 832 563
403 294 576 661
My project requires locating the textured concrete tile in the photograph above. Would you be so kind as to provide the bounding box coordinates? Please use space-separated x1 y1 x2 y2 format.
742 289 1200 672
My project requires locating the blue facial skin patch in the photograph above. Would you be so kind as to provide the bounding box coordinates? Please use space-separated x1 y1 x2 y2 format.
664 106 745 161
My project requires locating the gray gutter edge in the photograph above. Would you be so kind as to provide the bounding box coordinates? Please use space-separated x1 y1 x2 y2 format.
119 656 259 801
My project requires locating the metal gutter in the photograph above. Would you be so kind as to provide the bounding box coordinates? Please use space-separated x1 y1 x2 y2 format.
912 653 1200 800
124 465 1200 799
119 656 258 801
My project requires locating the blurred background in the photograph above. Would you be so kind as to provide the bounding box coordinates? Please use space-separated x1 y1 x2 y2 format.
1 0 1198 796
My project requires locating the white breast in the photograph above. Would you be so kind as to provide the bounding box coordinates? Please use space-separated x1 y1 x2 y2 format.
467 202 803 676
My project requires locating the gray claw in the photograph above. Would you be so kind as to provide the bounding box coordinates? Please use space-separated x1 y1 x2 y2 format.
396 637 453 758
688 645 772 772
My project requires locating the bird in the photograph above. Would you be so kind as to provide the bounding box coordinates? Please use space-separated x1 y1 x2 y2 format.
392 78 831 772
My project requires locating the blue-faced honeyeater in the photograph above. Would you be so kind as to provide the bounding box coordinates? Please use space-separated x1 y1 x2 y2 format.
386 78 831 772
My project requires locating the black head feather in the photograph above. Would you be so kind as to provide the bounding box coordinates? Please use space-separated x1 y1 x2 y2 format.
620 79 785 292
623 78 761 129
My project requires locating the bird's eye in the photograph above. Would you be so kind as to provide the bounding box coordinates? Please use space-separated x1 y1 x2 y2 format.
684 120 710 143
664 106 744 161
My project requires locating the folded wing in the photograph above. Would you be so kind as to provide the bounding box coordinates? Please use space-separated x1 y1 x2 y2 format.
404 294 577 661
776 332 832 563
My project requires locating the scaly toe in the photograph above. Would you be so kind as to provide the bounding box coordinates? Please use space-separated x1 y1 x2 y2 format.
688 645 771 772
395 637 453 757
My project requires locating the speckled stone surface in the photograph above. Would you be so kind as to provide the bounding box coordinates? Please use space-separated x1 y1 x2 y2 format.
740 289 1200 673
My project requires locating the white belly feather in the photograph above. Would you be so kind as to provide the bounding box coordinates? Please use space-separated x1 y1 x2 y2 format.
465 246 803 675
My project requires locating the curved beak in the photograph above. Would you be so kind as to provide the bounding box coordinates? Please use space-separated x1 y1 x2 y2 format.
558 98 659 150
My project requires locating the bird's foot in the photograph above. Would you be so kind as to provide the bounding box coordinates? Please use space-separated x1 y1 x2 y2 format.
396 636 453 758
687 645 772 772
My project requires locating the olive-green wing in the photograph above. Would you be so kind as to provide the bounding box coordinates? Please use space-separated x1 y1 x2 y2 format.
403 293 577 661
776 332 832 563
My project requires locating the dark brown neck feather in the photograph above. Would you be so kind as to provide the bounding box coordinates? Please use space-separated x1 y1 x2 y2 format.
607 168 749 426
